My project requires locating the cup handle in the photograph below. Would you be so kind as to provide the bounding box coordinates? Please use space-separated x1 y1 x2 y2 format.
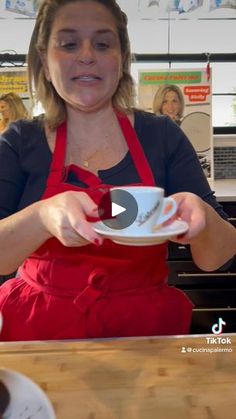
158 197 177 225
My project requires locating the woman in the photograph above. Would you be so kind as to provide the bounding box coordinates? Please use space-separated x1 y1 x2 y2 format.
0 92 29 133
153 84 185 125
0 0 235 341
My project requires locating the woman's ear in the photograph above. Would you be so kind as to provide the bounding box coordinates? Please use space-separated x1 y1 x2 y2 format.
40 52 51 82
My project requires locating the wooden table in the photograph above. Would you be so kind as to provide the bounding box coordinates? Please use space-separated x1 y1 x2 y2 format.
0 334 236 419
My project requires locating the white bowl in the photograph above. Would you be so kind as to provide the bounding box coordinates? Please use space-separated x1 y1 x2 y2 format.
0 368 56 419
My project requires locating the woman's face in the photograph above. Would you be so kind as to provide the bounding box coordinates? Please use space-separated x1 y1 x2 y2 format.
43 1 122 113
161 90 181 121
0 100 10 120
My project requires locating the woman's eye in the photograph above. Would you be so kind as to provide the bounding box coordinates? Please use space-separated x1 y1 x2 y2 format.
95 41 109 50
59 41 77 50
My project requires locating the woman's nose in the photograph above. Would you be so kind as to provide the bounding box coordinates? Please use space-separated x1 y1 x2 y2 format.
77 40 96 65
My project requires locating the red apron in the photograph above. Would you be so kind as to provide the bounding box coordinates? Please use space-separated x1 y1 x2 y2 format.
0 112 192 341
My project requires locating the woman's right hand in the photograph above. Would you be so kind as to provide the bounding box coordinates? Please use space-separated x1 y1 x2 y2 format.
38 191 103 247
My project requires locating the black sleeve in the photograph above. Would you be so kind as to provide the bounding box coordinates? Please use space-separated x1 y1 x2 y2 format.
0 120 51 219
0 126 27 219
164 117 227 219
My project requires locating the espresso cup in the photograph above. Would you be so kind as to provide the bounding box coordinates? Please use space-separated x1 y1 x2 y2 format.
110 186 177 235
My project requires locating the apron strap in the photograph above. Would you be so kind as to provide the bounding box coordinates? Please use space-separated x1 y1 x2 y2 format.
46 121 67 186
115 111 156 186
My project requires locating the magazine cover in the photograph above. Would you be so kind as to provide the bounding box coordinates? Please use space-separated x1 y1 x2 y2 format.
138 67 213 178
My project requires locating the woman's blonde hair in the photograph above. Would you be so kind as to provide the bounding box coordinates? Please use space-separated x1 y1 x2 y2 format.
27 0 136 129
152 84 185 120
0 92 29 131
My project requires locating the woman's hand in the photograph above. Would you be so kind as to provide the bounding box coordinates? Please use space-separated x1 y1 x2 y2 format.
38 191 103 247
169 192 236 271
169 192 207 244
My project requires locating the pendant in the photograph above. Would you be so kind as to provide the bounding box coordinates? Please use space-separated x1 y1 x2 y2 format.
83 160 89 168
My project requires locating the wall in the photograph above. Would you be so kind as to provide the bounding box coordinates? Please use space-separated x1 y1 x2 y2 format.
0 19 34 53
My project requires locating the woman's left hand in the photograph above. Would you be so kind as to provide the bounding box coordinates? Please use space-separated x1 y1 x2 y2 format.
169 191 236 271
169 192 207 243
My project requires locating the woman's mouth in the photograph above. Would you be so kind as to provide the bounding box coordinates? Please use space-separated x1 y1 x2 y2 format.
72 75 101 82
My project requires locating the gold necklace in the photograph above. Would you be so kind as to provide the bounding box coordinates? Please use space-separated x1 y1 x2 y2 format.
67 122 116 168
83 160 89 168
81 149 101 168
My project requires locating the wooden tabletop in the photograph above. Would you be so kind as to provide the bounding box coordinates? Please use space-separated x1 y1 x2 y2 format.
0 334 236 419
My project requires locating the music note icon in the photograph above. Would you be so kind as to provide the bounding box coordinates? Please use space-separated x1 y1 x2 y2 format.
211 317 226 335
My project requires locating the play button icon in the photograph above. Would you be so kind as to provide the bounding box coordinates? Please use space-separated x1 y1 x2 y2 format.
98 189 138 230
112 202 126 217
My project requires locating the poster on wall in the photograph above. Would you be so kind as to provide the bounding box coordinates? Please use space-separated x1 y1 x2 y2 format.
138 68 213 178
0 67 29 97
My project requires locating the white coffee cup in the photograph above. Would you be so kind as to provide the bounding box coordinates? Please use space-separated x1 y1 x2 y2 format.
110 186 177 235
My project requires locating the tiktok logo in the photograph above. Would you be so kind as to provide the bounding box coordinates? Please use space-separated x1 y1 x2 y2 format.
211 317 226 335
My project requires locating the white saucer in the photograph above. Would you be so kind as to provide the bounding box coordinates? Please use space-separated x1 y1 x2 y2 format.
0 368 56 419
93 220 189 246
